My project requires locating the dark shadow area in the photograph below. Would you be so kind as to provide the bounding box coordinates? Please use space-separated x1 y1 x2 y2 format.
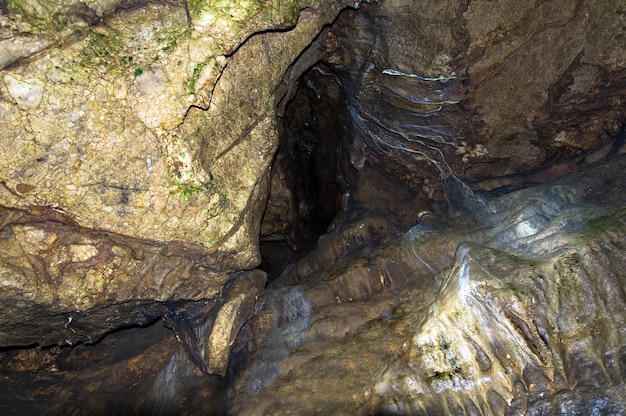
259 64 353 280
0 316 230 415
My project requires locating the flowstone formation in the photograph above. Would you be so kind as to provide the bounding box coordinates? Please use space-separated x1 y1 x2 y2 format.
233 0 626 414
231 149 626 416
1 0 626 415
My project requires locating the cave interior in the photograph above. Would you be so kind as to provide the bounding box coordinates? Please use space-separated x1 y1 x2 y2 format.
1 1 626 415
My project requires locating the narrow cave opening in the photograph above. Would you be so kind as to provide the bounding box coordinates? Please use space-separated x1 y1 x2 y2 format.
259 64 353 280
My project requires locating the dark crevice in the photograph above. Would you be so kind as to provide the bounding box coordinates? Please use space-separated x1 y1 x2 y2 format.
260 63 352 280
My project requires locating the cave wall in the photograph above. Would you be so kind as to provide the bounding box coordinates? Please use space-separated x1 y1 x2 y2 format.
0 0 365 347
231 155 626 415
3 0 623 347
325 0 626 201
235 0 626 414
260 0 626 284
0 0 626 414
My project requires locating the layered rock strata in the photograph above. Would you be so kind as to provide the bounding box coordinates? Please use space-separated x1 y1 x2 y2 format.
0 0 625 414
230 155 626 416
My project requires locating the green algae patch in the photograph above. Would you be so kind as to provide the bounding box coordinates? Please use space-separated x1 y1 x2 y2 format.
188 0 317 38
582 212 624 237
6 0 65 34
187 56 222 94
575 208 626 244
75 16 188 80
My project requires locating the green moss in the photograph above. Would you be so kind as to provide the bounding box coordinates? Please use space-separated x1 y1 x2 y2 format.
169 173 219 200
188 0 311 30
259 0 310 25
165 165 235 222
187 57 218 94
574 209 625 244
583 215 619 238
160 36 179 54
186 0 206 17
217 193 231 210
7 0 53 33
505 281 525 299
205 231 223 246
173 183 201 200
62 7 190 82
76 28 133 76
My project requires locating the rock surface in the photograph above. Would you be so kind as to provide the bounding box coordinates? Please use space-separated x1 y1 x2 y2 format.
0 0 358 259
231 155 626 415
0 0 362 347
0 0 625 414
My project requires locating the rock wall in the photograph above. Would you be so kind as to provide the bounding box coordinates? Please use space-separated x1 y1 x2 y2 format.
0 0 363 347
1 0 626 414
231 155 626 416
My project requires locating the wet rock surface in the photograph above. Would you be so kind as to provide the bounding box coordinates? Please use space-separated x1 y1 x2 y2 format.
1 0 626 414
231 155 626 416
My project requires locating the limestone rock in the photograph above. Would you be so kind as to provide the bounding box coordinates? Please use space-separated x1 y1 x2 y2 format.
0 0 362 347
465 0 626 181
228 155 626 415
1 0 626 414
0 0 359 261
163 269 266 377
0 205 231 346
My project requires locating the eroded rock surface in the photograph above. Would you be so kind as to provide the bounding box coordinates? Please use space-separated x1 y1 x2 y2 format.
230 155 626 416
0 0 359 260
1 0 626 414
0 0 363 347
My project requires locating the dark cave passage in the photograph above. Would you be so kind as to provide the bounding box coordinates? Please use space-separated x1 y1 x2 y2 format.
259 64 353 280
